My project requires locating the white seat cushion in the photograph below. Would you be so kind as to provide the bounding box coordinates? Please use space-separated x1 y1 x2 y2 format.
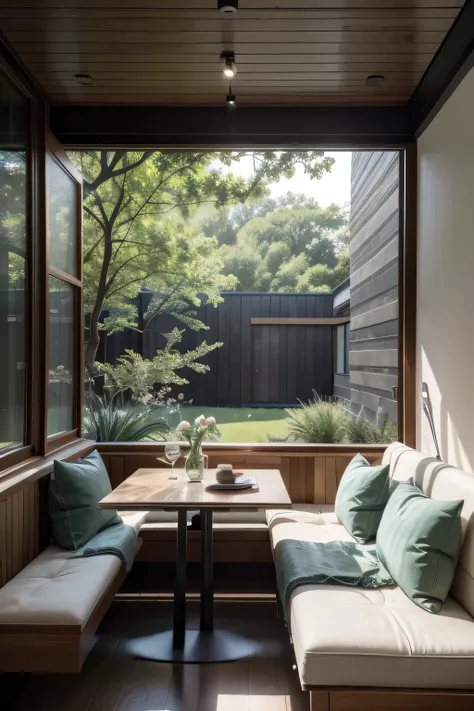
267 506 350 550
0 511 147 630
119 510 149 533
290 584 474 689
269 488 474 689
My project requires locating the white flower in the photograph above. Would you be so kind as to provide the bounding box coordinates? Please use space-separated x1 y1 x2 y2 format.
195 414 206 424
176 420 191 431
204 416 216 426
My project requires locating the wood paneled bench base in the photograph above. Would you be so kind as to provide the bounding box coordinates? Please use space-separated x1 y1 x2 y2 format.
0 558 128 673
309 688 474 711
138 523 273 564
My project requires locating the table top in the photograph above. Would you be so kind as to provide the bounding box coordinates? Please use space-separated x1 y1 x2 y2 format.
99 468 291 511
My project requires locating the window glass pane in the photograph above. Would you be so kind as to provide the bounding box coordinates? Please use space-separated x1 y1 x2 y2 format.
0 70 28 452
73 149 398 445
48 277 75 436
47 153 77 276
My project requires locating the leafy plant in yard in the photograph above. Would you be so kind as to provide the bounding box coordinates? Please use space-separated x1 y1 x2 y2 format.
344 415 397 444
97 328 223 401
82 392 170 442
285 393 347 444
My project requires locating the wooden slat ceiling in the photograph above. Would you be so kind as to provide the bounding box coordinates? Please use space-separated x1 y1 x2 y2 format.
0 0 466 107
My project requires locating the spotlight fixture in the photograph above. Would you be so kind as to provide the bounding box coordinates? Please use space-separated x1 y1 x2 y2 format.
73 73 93 86
218 0 238 11
226 86 236 106
221 51 237 79
365 74 384 87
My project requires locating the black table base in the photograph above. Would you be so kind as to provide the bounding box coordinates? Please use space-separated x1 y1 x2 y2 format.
127 507 256 664
126 628 253 664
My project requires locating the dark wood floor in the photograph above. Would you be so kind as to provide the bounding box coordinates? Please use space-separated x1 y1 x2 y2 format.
13 601 308 711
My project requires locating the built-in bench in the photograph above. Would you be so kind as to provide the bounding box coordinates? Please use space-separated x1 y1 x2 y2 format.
269 443 474 710
0 510 146 673
0 441 384 675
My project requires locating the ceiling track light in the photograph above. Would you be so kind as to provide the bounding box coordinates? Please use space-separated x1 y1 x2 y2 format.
218 0 238 11
226 85 236 107
365 74 384 86
73 73 93 85
221 51 237 79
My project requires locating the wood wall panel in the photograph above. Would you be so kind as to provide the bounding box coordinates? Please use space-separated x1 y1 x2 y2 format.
0 480 41 588
0 3 463 107
97 445 385 505
0 440 94 589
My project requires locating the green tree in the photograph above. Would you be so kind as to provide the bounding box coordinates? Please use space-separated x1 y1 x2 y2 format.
218 199 349 292
70 151 334 374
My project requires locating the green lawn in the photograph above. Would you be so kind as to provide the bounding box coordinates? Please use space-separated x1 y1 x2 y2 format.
164 405 290 443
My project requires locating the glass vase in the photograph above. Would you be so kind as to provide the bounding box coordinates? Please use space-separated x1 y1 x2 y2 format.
185 447 207 481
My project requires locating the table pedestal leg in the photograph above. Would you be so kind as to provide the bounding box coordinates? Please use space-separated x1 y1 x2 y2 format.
173 508 187 649
200 508 213 632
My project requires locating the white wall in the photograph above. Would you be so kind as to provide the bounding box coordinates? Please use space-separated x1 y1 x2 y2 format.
417 66 474 471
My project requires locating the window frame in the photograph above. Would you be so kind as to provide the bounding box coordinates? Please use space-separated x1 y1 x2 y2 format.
44 134 83 453
0 54 35 471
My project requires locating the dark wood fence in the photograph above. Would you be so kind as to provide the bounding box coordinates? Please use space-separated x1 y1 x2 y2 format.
97 292 335 407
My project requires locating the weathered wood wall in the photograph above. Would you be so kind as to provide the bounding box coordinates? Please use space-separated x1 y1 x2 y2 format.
0 479 43 587
349 151 399 424
99 292 334 407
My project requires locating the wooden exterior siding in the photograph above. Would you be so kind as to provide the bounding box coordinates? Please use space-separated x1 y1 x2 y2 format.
349 151 399 424
99 291 334 407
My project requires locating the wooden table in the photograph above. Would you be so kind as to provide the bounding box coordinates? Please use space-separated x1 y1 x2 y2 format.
99 467 291 663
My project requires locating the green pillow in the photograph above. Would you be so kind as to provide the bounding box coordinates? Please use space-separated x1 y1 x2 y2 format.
48 449 121 550
335 454 390 543
376 481 463 613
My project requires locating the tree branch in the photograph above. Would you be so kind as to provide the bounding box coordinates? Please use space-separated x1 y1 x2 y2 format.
84 204 106 231
83 151 153 195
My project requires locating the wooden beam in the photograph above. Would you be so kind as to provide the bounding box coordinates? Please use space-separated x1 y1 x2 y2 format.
250 317 350 326
49 105 414 149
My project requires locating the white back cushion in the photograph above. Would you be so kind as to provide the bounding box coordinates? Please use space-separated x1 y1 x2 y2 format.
382 443 474 618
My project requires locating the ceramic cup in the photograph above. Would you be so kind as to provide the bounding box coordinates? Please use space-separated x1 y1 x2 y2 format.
216 464 237 484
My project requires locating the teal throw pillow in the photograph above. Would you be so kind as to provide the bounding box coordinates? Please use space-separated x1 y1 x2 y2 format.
376 481 463 613
48 449 121 550
335 454 390 543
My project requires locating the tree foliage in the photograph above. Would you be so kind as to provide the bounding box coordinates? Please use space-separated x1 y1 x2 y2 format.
69 151 335 373
204 194 349 292
0 151 27 289
97 328 223 401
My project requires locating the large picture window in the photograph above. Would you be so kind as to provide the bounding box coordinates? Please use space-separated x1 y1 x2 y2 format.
0 70 28 454
71 149 400 446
